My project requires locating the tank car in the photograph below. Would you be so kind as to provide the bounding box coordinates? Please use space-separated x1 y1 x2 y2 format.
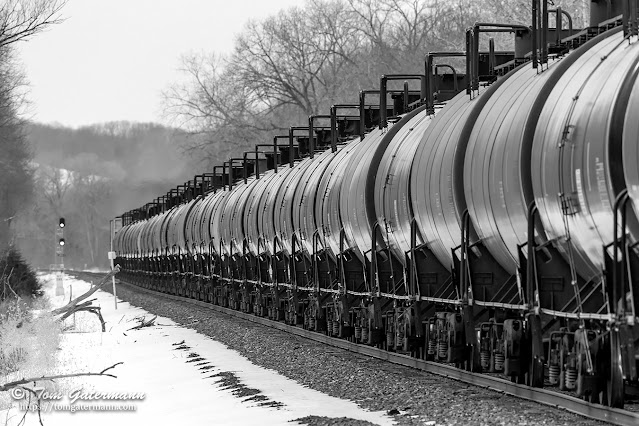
113 0 639 408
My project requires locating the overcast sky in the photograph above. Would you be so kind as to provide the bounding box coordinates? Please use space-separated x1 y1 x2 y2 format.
18 0 303 128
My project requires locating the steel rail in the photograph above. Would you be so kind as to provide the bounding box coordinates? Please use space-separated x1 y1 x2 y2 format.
69 271 639 426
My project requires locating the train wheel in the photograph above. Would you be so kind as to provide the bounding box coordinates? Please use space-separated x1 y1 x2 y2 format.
606 330 625 408
529 356 544 388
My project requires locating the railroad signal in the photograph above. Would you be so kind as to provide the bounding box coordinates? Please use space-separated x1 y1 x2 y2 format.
59 217 65 228
58 238 65 246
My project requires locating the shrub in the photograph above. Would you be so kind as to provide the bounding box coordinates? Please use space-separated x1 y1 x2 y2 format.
0 246 41 301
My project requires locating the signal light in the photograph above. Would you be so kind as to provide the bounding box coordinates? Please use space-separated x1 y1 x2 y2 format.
59 218 65 228
58 238 65 246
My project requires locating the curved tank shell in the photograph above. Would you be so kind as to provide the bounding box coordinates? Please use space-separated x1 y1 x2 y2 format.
209 189 233 255
272 158 313 255
229 177 261 256
258 165 296 254
531 29 639 281
374 107 431 265
219 180 253 256
316 137 363 257
199 190 226 254
243 170 280 256
293 148 338 255
462 55 578 274
339 128 386 262
623 64 639 225
410 80 509 270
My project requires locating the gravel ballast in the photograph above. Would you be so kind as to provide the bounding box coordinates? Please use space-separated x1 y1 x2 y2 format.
104 281 606 426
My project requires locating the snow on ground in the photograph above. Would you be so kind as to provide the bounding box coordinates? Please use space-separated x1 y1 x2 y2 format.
1 274 394 426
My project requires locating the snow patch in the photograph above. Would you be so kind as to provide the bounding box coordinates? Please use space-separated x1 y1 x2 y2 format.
1 274 394 426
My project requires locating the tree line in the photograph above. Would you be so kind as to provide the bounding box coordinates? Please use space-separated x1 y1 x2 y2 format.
0 0 66 254
163 0 588 167
13 122 197 270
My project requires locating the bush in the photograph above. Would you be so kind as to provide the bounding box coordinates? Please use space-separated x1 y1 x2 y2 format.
0 246 41 301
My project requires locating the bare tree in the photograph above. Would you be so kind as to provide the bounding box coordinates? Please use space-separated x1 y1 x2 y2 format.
162 0 589 165
163 0 363 162
0 52 32 247
39 165 71 214
0 0 66 48
68 172 112 266
162 53 268 165
0 0 67 250
231 1 360 116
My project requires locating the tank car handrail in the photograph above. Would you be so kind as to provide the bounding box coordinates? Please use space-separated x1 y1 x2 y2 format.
425 51 471 112
470 23 531 90
434 65 459 93
227 157 247 191
330 104 360 153
240 153 257 184
357 89 422 139
290 233 300 289
527 201 539 310
548 7 574 43
369 221 382 296
612 189 631 317
312 229 321 292
378 74 427 129
460 210 472 305
308 114 331 159
244 149 275 180
212 165 225 192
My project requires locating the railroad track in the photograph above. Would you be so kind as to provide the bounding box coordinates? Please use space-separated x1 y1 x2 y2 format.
67 270 639 426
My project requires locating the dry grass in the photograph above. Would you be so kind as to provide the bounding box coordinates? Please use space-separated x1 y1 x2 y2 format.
0 287 62 410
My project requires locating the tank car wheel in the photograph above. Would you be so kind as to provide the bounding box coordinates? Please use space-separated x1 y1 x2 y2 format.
528 356 544 388
606 330 625 408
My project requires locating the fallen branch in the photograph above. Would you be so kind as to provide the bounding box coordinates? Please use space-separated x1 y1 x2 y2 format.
51 267 119 332
128 315 157 331
0 362 123 392
60 306 106 331
51 266 119 316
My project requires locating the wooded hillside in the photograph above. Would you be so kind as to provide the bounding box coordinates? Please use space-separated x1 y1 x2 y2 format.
13 121 196 269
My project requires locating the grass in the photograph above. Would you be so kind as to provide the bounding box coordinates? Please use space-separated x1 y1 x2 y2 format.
0 279 62 410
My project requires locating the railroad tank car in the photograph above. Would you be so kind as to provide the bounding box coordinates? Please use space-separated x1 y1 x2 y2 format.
113 0 639 409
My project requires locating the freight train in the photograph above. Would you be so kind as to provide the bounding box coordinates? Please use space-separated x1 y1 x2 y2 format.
114 0 639 409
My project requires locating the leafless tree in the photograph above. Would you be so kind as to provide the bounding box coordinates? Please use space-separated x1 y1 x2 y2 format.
0 0 67 249
163 0 589 164
231 1 360 116
0 0 66 48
